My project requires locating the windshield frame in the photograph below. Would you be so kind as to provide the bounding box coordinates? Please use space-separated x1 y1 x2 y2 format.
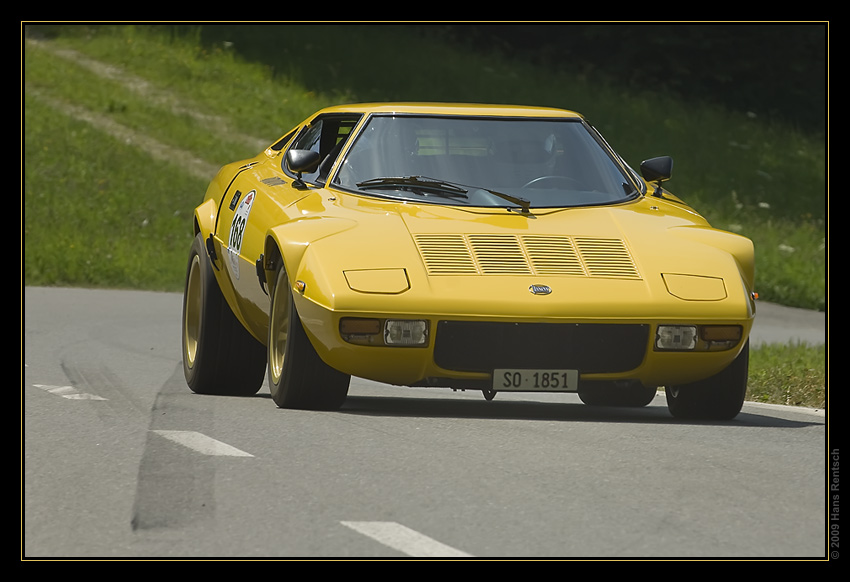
329 113 643 211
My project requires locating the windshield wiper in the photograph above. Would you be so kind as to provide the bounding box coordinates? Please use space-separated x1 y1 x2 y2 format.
356 176 469 197
357 176 532 213
476 187 531 214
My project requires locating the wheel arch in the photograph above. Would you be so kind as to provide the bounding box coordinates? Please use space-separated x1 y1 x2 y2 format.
262 217 358 297
669 225 755 291
192 198 218 239
262 234 285 296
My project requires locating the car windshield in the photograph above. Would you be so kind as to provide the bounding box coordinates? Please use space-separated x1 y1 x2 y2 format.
332 115 639 210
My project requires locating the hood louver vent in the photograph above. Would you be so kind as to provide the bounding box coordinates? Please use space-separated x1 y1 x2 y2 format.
413 234 640 279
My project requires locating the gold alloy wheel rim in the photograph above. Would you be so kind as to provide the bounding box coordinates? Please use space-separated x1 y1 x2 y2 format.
183 255 202 369
269 271 290 385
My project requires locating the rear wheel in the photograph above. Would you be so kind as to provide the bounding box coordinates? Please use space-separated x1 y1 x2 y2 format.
578 381 658 407
665 341 749 420
182 233 266 396
267 265 350 409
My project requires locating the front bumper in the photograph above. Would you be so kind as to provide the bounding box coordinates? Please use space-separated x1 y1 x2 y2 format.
294 297 752 390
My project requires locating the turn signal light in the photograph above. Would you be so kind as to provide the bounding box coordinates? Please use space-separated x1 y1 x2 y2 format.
339 318 382 335
701 325 743 342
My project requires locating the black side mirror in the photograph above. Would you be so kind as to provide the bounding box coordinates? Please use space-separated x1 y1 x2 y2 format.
640 156 673 197
640 156 673 183
285 149 321 188
286 149 321 173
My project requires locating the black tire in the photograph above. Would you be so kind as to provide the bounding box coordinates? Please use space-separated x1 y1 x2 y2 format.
577 381 658 407
267 265 350 410
665 341 749 420
181 233 266 396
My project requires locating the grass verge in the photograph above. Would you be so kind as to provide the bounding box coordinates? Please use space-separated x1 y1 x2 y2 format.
749 343 825 409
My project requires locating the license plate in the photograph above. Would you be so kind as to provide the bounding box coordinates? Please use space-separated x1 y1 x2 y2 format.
493 369 579 392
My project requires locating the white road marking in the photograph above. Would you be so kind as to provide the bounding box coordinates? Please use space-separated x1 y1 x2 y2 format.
152 430 253 457
341 521 473 558
32 384 107 400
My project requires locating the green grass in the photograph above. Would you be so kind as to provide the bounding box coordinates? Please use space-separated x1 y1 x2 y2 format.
749 343 826 409
22 24 827 408
23 94 203 289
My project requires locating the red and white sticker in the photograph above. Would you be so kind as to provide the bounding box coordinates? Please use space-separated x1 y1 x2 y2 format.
227 189 255 278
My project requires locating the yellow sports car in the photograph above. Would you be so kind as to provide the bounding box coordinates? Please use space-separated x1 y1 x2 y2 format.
181 103 756 420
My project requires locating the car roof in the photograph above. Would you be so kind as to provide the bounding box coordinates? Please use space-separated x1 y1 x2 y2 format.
315 102 585 119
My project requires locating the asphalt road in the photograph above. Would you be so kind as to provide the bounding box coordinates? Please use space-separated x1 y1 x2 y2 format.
22 287 827 559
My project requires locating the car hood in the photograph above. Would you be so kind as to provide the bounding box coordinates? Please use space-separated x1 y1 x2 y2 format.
292 194 754 321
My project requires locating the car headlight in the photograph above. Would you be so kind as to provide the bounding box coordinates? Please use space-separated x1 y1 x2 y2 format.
655 325 743 351
384 320 428 346
655 325 697 350
340 318 429 347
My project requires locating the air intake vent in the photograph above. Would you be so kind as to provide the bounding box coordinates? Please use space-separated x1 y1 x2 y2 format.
468 235 531 274
413 234 640 278
574 237 639 278
412 234 477 275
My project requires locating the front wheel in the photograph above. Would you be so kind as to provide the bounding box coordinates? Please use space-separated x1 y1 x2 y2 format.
182 233 266 396
267 265 350 409
665 341 749 420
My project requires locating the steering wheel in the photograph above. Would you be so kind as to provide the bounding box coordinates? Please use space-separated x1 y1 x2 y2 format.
521 175 580 189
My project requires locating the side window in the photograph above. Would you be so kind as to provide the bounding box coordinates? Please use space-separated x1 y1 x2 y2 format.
270 128 298 152
284 114 360 185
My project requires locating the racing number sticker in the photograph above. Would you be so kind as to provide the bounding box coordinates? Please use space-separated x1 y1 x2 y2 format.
227 189 256 279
